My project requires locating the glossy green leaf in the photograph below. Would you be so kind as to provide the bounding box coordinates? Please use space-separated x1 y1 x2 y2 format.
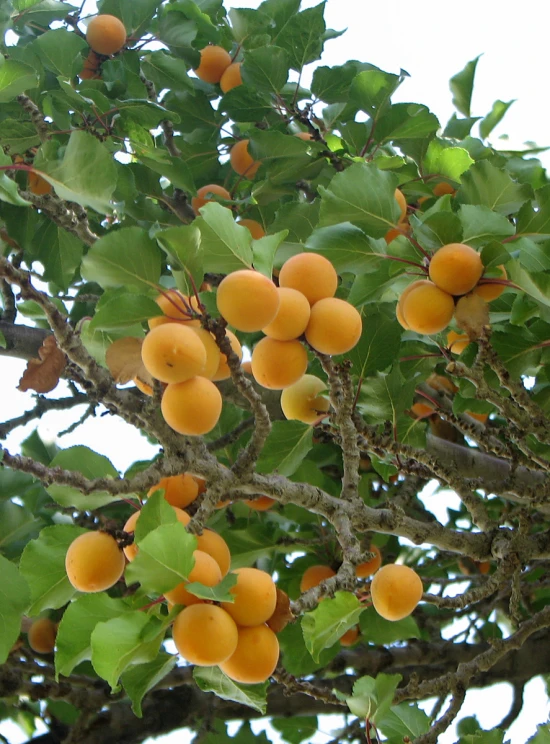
450 56 481 117
0 58 38 102
241 46 289 94
378 702 430 739
196 202 253 273
277 3 326 72
47 446 121 510
256 421 313 477
457 160 532 215
89 293 160 331
33 28 87 77
458 204 515 247
358 605 420 645
194 666 268 713
0 555 30 664
305 223 383 275
347 310 402 379
121 653 177 717
479 99 515 140
302 591 363 661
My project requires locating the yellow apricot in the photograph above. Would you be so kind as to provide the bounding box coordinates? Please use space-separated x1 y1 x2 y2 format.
251 337 308 389
221 567 277 626
230 139 260 178
194 45 232 84
278 252 338 306
355 545 382 578
148 290 201 330
299 564 335 593
134 376 154 396
400 281 454 335
123 506 190 562
280 374 330 424
237 218 266 240
161 377 223 436
294 131 313 140
410 402 436 419
147 474 199 509
244 495 276 511
305 298 362 355
173 604 238 666
65 531 125 593
190 328 221 380
262 287 311 341
394 188 407 221
433 182 456 197
241 359 253 375
165 550 222 607
473 265 507 302
211 330 243 381
447 330 470 354
370 564 423 621
141 323 207 384
216 270 279 332
220 62 242 93
340 626 360 646
195 529 231 577
191 184 231 215
467 411 488 424
426 373 458 395
86 14 126 56
28 172 52 196
384 221 410 245
219 624 279 684
28 617 57 654
429 243 483 296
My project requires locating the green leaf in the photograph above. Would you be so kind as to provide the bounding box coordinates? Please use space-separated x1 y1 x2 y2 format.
277 3 326 72
359 605 420 645
378 702 430 739
278 619 340 676
241 46 290 94
0 58 38 102
79 320 144 367
411 211 463 251
319 162 400 238
449 56 481 117
134 491 177 543
350 67 401 117
90 293 160 331
516 184 550 240
55 594 130 678
527 725 550 744
185 572 237 603
220 86 275 122
479 99 515 140
121 653 177 717
137 151 195 194
347 310 402 379
13 0 75 24
19 525 87 615
458 204 515 248
47 446 121 510
443 114 481 139
508 261 550 309
0 501 42 557
302 591 363 662
35 131 117 214
33 28 87 77
155 224 203 294
457 160 532 215
34 222 83 291
375 102 439 143
81 227 162 290
0 119 40 152
256 421 313 477
272 717 318 744
490 325 541 378
91 611 165 690
194 666 268 713
0 150 31 207
0 555 30 664
424 140 474 181
140 51 193 93
305 223 383 275
196 202 253 274
252 231 287 278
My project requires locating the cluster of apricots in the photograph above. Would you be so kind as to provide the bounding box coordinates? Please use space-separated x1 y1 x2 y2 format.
64 473 286 684
411 372 488 428
397 241 507 336
78 14 127 79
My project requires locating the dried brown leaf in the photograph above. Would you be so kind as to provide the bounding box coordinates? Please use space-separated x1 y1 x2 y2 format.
266 588 294 634
18 335 66 393
105 337 154 388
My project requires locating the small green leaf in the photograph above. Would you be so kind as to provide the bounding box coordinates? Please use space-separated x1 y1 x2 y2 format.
256 421 313 477
424 140 474 181
242 46 289 94
359 605 420 645
516 184 550 240
34 222 83 290
350 67 401 117
0 555 30 664
33 28 87 77
89 294 161 331
140 51 193 93
134 491 177 543
47 446 121 510
305 223 383 275
194 666 268 713
185 572 237 603
0 119 40 151
121 653 177 717
277 3 326 72
377 701 430 739
458 204 515 248
196 202 253 274
252 231 287 278
347 310 402 379
457 160 532 215
272 717 318 744
450 56 481 117
479 99 515 140
0 58 38 102
302 591 363 662
155 224 203 293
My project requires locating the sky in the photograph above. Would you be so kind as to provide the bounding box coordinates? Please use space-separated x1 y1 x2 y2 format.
2 0 550 742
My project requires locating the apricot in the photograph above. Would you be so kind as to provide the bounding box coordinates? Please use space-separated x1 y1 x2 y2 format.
385 221 410 244
134 376 154 396
473 265 507 302
148 290 201 330
194 45 232 84
161 377 223 436
400 281 454 335
429 243 483 296
173 604 238 666
190 328 221 380
262 287 311 341
280 374 330 425
295 131 313 140
79 67 102 80
148 474 199 509
219 624 279 684
195 529 231 577
411 402 436 419
394 188 407 221
340 626 359 646
467 411 488 424
28 617 57 654
216 270 279 332
28 172 52 196
251 337 308 390
278 252 338 306
305 298 362 355
355 545 382 578
370 564 423 621
229 139 260 178
477 560 491 575
433 182 456 197
123 506 190 562
241 360 253 375
300 564 336 593
237 218 265 240
447 330 470 354
191 184 231 215
221 567 277 626
426 373 458 395
141 323 206 384
211 330 243 381
165 549 222 607
220 62 242 93
86 15 126 56
65 531 125 593
244 495 275 511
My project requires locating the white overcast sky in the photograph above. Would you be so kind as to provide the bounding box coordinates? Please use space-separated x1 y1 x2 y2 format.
2 0 550 742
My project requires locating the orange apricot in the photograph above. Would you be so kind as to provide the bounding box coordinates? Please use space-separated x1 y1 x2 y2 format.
251 337 308 389
194 45 232 84
211 330 243 381
294 131 313 140
65 531 125 593
216 270 279 332
241 359 253 375
191 184 231 215
147 474 199 509
141 323 206 384
161 376 223 436
278 252 338 306
400 281 454 335
370 564 423 621
385 221 410 244
244 495 276 511
190 328 221 380
134 376 154 396
300 564 336 593
79 67 102 80
433 182 456 197
262 287 311 341
305 298 362 355
195 529 231 577
477 561 491 575
148 290 201 330
394 188 407 221
165 549 222 607
467 411 488 424
123 506 190 562
28 617 57 654
447 330 470 354
220 62 242 93
355 545 382 578
229 139 261 178
473 265 507 302
411 402 436 419
280 374 330 424
426 373 458 395
28 172 52 196
340 626 360 646
219 624 279 684
237 218 265 240
221 567 277 626
86 15 126 56
429 243 483 296
173 604 238 666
